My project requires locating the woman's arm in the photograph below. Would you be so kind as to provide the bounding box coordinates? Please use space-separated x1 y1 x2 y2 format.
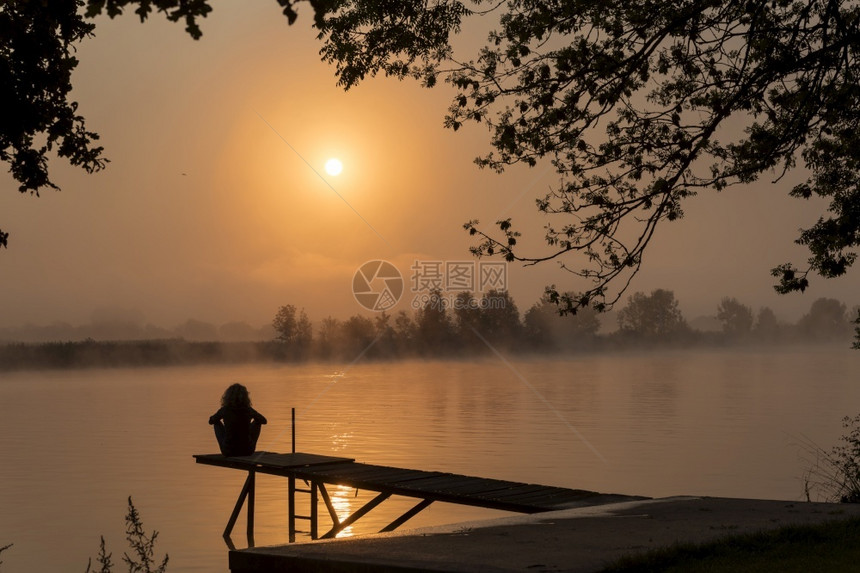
208 407 223 425
251 408 267 425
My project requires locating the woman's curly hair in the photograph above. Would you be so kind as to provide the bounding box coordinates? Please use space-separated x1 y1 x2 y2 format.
221 382 252 409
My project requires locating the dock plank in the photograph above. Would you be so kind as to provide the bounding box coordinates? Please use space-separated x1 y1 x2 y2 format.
195 451 648 536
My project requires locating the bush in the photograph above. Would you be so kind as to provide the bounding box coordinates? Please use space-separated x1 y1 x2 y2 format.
802 414 860 503
87 497 168 573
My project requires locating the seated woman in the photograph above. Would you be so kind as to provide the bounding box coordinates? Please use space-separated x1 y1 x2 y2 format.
209 383 268 457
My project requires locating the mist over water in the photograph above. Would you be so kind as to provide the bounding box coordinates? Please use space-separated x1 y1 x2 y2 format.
0 346 857 571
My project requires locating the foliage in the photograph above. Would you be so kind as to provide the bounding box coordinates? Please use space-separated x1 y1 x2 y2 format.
798 297 851 341
318 0 469 89
3 1 859 347
0 0 328 246
0 0 108 245
4 2 859 352
524 293 601 350
854 308 860 350
86 496 167 573
413 289 457 354
85 537 113 573
272 304 312 353
752 306 781 341
1 291 855 370
801 414 860 503
339 314 376 357
477 289 523 347
716 297 754 338
122 496 168 573
317 1 860 312
617 289 688 338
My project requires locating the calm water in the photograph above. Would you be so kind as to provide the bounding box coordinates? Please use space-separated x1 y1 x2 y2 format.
0 346 858 571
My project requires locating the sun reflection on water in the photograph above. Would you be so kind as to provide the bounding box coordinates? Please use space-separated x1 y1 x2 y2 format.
329 484 357 538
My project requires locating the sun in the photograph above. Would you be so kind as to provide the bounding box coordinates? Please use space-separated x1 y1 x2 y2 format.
324 158 343 176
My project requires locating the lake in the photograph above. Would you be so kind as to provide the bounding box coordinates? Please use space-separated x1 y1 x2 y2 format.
0 345 857 571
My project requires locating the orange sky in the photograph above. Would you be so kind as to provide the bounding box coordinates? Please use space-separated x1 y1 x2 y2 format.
1 3 857 332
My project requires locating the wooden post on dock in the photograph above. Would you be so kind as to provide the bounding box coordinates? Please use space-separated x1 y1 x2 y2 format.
224 470 255 539
291 407 296 454
288 476 296 543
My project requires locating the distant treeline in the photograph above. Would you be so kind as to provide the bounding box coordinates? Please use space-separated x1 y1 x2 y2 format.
0 316 275 344
0 339 292 371
2 289 856 371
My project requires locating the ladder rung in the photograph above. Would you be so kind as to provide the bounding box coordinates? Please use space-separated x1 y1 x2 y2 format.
294 515 312 521
295 488 313 494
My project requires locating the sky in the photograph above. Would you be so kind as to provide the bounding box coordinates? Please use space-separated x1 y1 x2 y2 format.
1 2 858 335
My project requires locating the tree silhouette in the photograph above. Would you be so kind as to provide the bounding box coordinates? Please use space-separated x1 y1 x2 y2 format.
5 1 859 346
617 289 688 339
393 310 416 353
340 314 376 357
414 289 455 354
716 297 754 339
316 316 341 359
0 0 109 246
0 0 323 246
798 297 851 341
524 294 601 351
475 289 522 349
753 306 782 342
272 304 312 356
452 291 483 352
318 1 860 309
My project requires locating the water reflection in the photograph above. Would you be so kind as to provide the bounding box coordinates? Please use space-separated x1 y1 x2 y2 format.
1 349 858 572
328 484 357 538
329 431 354 453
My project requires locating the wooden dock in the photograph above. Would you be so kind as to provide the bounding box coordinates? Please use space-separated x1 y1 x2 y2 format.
194 451 644 542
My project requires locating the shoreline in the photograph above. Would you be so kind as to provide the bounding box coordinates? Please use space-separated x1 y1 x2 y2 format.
228 496 860 572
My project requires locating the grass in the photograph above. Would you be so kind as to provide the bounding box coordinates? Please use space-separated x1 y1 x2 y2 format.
601 517 860 572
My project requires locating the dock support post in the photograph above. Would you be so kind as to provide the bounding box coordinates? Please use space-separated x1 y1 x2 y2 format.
380 499 434 533
320 492 391 539
288 476 296 543
246 471 255 540
311 481 319 540
224 470 255 539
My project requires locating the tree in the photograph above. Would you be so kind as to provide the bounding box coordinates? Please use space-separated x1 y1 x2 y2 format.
393 310 417 354
373 311 398 358
294 310 313 356
272 305 298 342
854 309 860 350
340 314 376 357
0 0 107 248
451 290 486 352
414 289 455 354
272 305 311 353
753 306 781 342
0 0 321 246
617 289 687 339
316 316 342 359
524 294 601 351
7 1 860 333
798 297 851 341
716 297 754 339
319 1 860 311
475 289 523 349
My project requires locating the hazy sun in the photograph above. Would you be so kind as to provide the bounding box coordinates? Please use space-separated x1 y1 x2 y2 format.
325 158 343 176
